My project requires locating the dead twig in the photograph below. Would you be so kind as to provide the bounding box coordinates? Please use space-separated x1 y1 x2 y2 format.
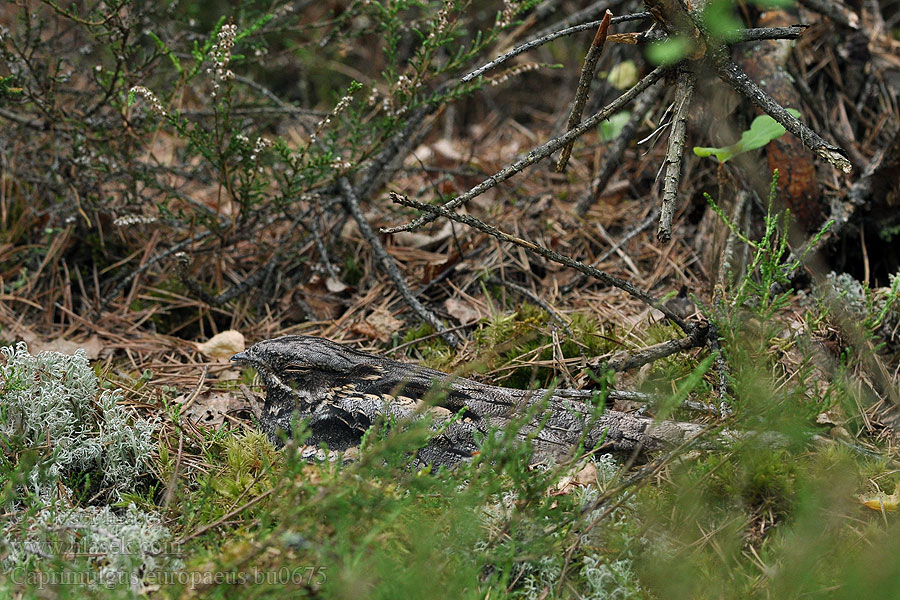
95 231 212 317
462 12 651 84
711 50 852 174
575 85 665 216
556 10 613 173
707 190 749 411
384 66 667 234
562 209 659 294
797 0 859 29
339 178 460 348
388 192 693 335
619 25 809 45
593 322 708 373
657 67 696 242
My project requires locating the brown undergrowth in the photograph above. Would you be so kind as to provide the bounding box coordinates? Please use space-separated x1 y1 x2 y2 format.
2 1 900 598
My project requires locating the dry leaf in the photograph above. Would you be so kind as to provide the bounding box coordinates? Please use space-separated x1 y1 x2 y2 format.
445 298 480 325
350 321 380 341
29 335 103 360
326 276 349 294
432 138 463 161
354 307 404 342
356 306 405 342
196 330 245 359
178 391 243 428
554 461 600 495
859 478 900 512
368 308 404 339
573 462 599 486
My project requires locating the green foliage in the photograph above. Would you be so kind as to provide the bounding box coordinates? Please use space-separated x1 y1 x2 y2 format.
694 109 802 162
0 74 22 102
646 35 693 66
600 111 631 141
0 344 176 594
702 0 745 42
627 173 900 598
107 396 636 599
468 303 613 388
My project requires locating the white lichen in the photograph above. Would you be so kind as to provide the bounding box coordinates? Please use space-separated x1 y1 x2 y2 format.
0 342 157 499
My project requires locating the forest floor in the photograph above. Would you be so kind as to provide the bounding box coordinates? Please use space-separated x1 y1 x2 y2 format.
2 1 900 598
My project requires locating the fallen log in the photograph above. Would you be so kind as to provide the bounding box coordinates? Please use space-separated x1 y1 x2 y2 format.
231 336 714 467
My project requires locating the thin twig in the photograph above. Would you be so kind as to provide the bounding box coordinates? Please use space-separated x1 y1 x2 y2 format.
561 209 658 295
575 84 665 216
624 25 809 45
357 103 437 200
711 50 852 173
797 0 859 29
487 276 573 335
708 190 748 410
657 67 696 242
594 323 708 372
95 231 212 317
462 13 651 84
772 143 890 294
339 178 460 348
305 204 340 279
388 192 693 334
175 488 275 546
556 10 613 173
384 66 666 234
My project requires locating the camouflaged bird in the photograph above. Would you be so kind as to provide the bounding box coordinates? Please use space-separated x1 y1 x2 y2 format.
231 336 709 467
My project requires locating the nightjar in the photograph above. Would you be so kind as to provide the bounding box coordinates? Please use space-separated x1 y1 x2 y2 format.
231 335 479 464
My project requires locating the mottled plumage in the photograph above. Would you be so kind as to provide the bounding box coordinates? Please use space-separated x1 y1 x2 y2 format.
232 336 709 467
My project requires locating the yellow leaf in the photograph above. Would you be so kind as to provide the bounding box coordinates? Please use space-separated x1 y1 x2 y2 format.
196 330 245 359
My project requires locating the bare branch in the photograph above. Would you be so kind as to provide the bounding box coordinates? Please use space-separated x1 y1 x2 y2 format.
657 67 696 242
338 178 460 348
712 51 852 174
556 10 613 173
388 192 694 335
575 85 664 216
462 13 651 84
383 66 667 234
595 323 709 372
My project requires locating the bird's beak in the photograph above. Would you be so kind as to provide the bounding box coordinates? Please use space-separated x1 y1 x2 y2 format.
231 351 251 363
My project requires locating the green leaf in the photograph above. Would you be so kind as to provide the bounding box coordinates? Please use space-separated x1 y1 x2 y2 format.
693 109 802 162
607 60 638 90
600 112 631 141
147 30 182 74
702 0 744 42
646 36 692 66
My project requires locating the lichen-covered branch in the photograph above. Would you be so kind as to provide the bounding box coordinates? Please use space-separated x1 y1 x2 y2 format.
384 66 667 234
657 67 696 242
338 178 460 348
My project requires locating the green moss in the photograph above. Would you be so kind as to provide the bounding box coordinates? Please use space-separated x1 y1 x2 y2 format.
467 303 615 389
343 256 364 287
400 323 454 370
208 431 280 502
